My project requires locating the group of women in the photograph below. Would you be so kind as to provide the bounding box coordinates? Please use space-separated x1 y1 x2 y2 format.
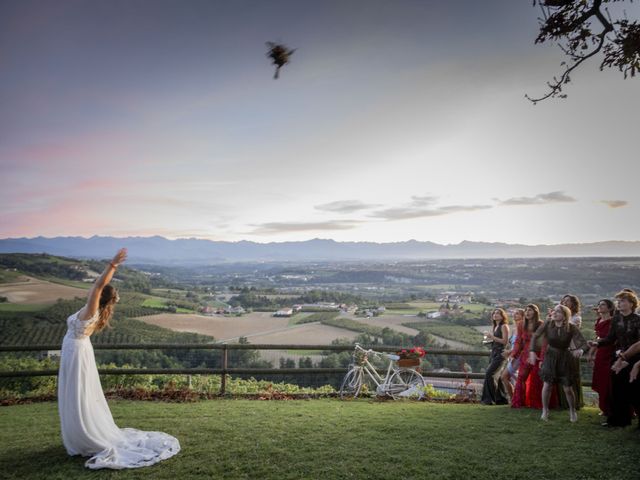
481 290 640 426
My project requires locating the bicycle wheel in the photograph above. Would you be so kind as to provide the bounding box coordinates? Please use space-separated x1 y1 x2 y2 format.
340 368 363 399
386 369 426 399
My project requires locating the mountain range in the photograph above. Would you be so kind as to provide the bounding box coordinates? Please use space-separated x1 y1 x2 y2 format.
1 236 639 264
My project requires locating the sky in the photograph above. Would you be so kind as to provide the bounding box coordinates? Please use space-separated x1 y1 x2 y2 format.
1 0 639 246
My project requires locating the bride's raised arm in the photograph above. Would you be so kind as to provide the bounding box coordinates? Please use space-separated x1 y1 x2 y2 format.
79 248 127 321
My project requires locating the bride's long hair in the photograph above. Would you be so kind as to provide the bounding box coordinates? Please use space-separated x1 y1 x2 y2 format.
95 284 118 333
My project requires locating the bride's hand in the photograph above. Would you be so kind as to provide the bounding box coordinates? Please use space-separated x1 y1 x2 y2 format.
111 248 127 267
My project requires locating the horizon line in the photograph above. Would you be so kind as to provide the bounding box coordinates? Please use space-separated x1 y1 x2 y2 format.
1 235 639 248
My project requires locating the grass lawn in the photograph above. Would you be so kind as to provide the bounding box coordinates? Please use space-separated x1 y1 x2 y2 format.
1 400 639 480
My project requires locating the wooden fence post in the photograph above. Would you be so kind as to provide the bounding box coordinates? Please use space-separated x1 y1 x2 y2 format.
220 344 228 395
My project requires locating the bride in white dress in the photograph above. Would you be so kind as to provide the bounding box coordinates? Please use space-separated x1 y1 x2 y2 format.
58 248 180 469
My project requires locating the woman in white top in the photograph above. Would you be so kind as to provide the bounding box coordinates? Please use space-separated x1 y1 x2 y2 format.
58 248 180 469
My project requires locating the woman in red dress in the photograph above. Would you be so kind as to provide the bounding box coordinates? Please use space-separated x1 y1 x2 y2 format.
511 304 544 408
587 299 615 416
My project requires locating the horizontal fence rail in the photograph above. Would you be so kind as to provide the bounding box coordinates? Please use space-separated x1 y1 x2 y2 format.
0 344 593 393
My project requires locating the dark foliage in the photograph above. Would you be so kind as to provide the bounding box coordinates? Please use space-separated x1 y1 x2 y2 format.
529 0 639 102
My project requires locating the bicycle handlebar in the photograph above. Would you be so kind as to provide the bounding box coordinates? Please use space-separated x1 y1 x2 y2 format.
354 344 399 361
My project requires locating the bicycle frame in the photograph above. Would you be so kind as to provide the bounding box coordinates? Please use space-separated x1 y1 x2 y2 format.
341 344 426 399
354 346 396 388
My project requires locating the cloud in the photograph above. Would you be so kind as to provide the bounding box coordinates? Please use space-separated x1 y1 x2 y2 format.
496 191 577 206
248 220 360 235
314 200 379 213
370 204 492 221
601 200 628 209
410 195 439 207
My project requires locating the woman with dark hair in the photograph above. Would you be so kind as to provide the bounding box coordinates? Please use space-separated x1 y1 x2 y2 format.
529 304 588 422
587 299 616 416
511 304 544 408
560 294 584 409
58 248 180 469
598 289 640 427
481 308 510 405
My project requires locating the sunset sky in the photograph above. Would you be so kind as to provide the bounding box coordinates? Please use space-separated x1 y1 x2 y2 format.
1 0 639 245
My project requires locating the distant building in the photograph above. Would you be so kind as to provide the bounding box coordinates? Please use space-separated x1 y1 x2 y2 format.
39 350 61 360
298 303 339 312
224 306 245 315
437 292 473 304
339 304 358 314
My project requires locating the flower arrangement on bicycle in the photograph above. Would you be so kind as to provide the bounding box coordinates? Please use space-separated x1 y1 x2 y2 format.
396 347 426 367
353 348 368 366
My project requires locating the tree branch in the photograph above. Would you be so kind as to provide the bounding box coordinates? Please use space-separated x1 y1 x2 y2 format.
526 0 616 103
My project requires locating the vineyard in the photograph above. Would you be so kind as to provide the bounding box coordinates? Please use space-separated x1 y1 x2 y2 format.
0 293 211 347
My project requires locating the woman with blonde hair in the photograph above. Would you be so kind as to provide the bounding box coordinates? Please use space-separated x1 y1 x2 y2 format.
529 304 587 422
58 248 180 469
501 308 524 400
481 308 510 405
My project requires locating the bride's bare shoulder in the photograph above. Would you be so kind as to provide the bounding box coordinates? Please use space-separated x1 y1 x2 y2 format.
77 306 96 322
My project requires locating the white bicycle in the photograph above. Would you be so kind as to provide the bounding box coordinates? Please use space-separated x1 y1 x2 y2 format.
340 344 426 399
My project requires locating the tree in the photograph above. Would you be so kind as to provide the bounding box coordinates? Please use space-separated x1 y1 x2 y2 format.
298 357 313 368
528 0 640 103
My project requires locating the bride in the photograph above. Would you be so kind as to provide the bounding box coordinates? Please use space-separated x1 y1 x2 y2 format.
58 248 180 469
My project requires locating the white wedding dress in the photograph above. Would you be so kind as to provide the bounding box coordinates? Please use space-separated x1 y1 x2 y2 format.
58 310 180 469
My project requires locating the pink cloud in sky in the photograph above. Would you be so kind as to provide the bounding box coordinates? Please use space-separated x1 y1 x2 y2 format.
2 129 139 172
1 198 114 237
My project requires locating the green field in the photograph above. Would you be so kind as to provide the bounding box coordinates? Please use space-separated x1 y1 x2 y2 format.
141 297 170 308
406 321 484 347
287 312 312 326
1 400 638 479
0 269 23 284
43 278 92 289
141 297 196 314
289 311 339 326
0 303 50 313
384 301 489 316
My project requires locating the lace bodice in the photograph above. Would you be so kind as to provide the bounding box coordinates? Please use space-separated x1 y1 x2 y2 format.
65 309 99 340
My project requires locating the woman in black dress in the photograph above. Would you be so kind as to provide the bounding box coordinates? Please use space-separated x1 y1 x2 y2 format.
529 304 587 422
481 308 510 405
598 289 640 427
560 294 584 409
